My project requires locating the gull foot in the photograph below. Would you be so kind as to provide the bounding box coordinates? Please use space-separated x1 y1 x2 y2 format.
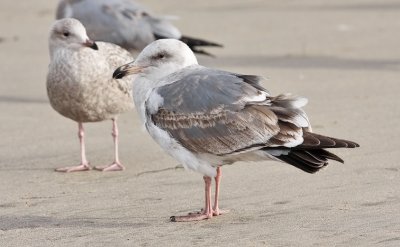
188 208 229 217
212 208 229 216
94 162 125 172
55 163 91 173
170 211 213 222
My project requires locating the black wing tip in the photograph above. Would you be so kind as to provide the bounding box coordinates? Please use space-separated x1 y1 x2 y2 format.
181 35 224 48
276 154 323 174
273 149 348 174
154 34 223 57
235 74 268 92
180 35 223 57
301 132 360 149
315 149 344 163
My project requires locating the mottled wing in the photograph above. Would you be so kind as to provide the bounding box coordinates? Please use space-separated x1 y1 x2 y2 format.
96 42 134 94
146 67 309 155
97 41 132 69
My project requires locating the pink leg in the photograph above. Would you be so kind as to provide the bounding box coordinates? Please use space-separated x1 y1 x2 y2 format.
188 167 228 216
95 119 125 171
170 176 213 222
213 167 229 216
55 122 91 172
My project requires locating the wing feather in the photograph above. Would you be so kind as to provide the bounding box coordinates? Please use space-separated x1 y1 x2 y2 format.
146 67 310 155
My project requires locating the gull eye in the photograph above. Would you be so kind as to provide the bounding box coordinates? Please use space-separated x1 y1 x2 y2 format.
63 32 70 37
151 51 169 60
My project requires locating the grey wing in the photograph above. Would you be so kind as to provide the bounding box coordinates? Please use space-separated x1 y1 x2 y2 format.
146 67 310 155
56 0 68 19
56 0 153 50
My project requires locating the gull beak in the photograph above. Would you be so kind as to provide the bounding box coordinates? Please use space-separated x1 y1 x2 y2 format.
83 39 98 50
113 61 144 79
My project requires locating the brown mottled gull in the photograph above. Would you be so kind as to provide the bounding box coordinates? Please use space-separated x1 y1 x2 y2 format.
56 0 222 56
113 39 360 221
46 18 134 172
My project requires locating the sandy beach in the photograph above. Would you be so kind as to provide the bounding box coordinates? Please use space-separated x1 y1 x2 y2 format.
0 0 399 246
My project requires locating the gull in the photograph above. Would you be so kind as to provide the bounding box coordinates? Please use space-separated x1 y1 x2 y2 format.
113 39 359 221
56 0 223 56
47 18 134 172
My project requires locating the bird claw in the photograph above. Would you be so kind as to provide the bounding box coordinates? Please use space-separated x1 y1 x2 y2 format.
171 207 228 222
55 163 91 172
170 212 212 222
188 207 229 216
212 208 229 216
94 162 125 172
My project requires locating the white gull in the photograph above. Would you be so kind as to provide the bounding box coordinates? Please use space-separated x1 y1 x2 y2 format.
114 39 359 221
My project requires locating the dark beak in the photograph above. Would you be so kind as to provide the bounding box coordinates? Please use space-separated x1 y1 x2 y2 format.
113 66 128 79
83 39 98 50
113 61 144 79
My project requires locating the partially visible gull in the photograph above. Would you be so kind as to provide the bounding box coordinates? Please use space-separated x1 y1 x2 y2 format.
47 18 134 172
113 39 359 221
56 0 222 56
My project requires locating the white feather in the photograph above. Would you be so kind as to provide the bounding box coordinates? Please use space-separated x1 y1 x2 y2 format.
242 91 268 103
294 114 310 128
283 136 304 148
146 121 217 177
291 97 308 108
147 92 164 114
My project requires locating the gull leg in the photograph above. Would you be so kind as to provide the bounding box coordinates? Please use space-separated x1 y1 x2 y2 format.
212 167 229 216
186 167 228 217
95 118 125 171
170 176 213 222
55 122 91 172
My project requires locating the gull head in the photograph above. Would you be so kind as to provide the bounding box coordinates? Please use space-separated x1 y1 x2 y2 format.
113 39 198 81
49 18 98 54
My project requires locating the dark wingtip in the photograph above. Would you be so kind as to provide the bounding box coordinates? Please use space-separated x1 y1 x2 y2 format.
170 216 176 222
180 35 223 57
318 149 344 163
112 67 126 79
180 35 223 48
153 34 222 56
91 42 99 50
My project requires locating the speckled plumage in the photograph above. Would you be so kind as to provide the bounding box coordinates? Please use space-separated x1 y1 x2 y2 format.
47 18 135 172
47 41 134 122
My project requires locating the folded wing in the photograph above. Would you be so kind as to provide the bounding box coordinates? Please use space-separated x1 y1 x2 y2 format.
146 67 310 156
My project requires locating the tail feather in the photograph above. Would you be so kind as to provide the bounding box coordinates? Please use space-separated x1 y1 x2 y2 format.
293 150 326 163
299 132 359 149
275 149 343 174
277 151 327 173
268 132 358 173
314 149 344 163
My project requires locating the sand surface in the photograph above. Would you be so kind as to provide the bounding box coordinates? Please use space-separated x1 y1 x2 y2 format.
0 0 399 246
